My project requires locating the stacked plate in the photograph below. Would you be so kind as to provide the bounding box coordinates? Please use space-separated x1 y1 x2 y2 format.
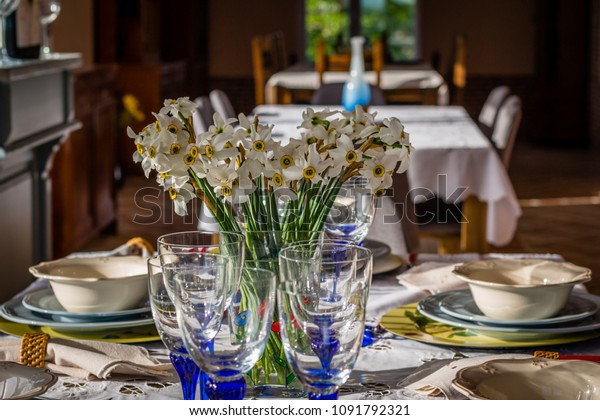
0 288 158 343
363 239 405 275
418 289 600 342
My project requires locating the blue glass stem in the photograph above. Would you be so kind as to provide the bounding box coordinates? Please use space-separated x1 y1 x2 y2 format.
170 352 204 400
205 375 246 400
308 391 339 400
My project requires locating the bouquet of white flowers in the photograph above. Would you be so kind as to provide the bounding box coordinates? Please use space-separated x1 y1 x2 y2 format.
129 97 412 385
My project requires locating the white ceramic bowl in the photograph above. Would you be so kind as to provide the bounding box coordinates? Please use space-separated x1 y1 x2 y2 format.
29 256 148 313
452 259 591 321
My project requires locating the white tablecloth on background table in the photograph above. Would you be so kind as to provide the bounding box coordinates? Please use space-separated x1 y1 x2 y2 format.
252 104 522 247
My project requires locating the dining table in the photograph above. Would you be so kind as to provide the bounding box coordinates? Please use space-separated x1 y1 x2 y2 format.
265 63 448 105
251 104 522 253
2 243 600 401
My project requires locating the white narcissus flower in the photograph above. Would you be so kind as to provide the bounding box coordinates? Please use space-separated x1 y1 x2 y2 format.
328 133 363 177
296 143 332 184
166 182 195 216
359 148 401 192
379 117 409 146
208 112 238 150
160 97 197 119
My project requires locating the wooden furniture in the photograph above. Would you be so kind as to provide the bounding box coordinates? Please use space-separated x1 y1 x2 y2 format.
0 55 82 303
251 31 289 105
450 34 467 105
49 65 119 258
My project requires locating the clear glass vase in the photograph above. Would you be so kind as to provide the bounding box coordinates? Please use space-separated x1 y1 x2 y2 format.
342 36 371 111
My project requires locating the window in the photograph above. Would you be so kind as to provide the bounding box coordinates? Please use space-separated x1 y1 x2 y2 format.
305 0 418 63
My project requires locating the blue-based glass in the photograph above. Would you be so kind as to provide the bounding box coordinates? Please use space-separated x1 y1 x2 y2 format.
342 79 371 111
174 267 277 400
278 242 372 400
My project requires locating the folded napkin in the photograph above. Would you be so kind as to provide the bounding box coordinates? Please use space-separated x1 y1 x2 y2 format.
404 354 532 399
0 336 175 381
397 262 468 295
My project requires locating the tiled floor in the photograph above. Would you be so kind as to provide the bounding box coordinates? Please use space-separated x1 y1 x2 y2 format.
83 139 600 294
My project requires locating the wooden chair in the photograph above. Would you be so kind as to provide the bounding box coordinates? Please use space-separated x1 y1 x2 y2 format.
315 37 384 87
209 89 236 120
251 31 288 105
451 34 467 105
192 96 214 134
478 85 511 139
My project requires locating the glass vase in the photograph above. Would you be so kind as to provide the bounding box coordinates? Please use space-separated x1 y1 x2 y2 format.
342 36 371 111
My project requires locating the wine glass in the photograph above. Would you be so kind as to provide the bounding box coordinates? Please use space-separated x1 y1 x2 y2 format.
174 266 276 400
324 176 376 246
39 0 61 59
278 242 372 400
148 256 207 400
0 0 20 65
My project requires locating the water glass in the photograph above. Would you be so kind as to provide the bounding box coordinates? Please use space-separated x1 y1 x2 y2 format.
39 0 61 59
174 266 276 400
147 256 204 400
324 176 375 245
278 242 372 399
0 0 20 64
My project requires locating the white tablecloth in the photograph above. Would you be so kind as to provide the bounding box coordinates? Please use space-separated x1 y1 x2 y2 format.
252 105 522 247
265 63 446 104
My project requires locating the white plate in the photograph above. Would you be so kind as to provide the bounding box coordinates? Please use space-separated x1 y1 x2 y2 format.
22 289 150 320
0 361 57 400
438 289 598 326
0 296 154 332
417 292 600 340
373 254 404 275
362 239 391 260
452 358 600 399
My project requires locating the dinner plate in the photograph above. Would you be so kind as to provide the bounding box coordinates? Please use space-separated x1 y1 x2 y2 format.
452 358 600 400
417 293 600 340
379 302 600 348
0 318 160 343
0 296 154 332
438 289 598 326
373 254 405 275
0 361 57 400
362 239 391 260
22 289 151 320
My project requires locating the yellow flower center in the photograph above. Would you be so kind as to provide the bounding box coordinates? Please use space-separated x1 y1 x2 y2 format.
168 124 178 134
189 145 199 158
273 173 284 187
154 121 161 132
401 131 406 140
345 150 357 164
303 166 316 179
221 185 233 196
372 165 385 178
159 172 169 179
184 153 196 166
170 143 181 155
205 145 215 158
280 155 294 168
148 146 156 158
253 140 265 152
374 188 386 197
168 187 177 200
169 99 177 105
306 137 317 145
136 144 145 155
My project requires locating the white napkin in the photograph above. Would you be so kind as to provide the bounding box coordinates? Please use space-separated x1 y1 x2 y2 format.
404 354 532 399
397 262 468 294
0 337 175 381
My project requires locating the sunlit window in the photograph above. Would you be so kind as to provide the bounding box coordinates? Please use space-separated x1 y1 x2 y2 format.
305 0 418 63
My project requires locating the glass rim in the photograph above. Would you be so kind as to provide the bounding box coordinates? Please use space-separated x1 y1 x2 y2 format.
278 242 373 264
157 230 244 246
156 251 233 266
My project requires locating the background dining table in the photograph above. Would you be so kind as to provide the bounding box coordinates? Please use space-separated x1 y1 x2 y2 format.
252 104 522 253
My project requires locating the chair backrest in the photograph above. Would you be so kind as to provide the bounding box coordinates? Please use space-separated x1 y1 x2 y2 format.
251 31 288 105
315 37 384 86
192 96 215 134
209 89 236 120
451 34 467 105
491 95 522 168
310 82 387 106
478 85 511 137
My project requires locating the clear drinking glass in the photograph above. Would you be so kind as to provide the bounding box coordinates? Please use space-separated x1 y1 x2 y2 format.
324 176 376 246
39 0 61 59
0 0 20 65
148 256 205 400
174 266 276 400
278 242 372 400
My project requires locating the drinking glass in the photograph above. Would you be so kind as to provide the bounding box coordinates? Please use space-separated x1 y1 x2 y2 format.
0 0 20 65
324 176 376 246
174 266 276 400
278 242 372 399
148 256 209 400
39 0 61 59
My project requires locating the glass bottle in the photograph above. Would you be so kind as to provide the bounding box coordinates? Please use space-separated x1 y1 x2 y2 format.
342 36 371 111
4 0 41 59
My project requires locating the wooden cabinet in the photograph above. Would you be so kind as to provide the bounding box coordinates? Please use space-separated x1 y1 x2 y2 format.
50 65 118 258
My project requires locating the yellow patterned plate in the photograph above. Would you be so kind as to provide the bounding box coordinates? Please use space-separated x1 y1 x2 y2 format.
0 317 160 344
380 303 600 348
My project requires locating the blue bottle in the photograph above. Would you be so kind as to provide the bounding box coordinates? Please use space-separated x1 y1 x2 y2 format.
342 36 371 111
